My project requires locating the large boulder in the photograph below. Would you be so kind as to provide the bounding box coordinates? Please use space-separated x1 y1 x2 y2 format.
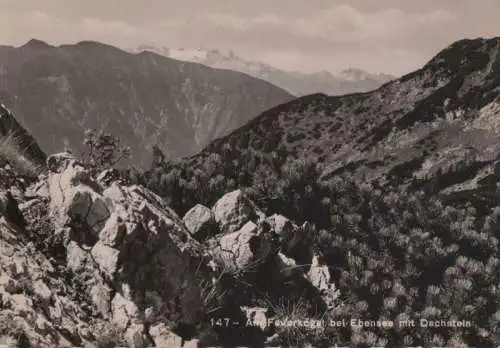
211 221 277 273
212 190 265 235
183 204 217 240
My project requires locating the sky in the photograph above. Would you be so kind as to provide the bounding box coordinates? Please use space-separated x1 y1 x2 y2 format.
0 0 499 76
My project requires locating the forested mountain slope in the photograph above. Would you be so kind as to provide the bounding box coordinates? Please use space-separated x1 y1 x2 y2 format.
0 39 293 166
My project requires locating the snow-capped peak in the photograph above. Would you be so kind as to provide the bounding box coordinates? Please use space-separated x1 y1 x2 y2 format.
126 45 396 96
339 68 394 83
339 68 370 81
168 48 211 62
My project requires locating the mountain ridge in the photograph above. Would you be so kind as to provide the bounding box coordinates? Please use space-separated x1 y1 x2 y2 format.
164 36 500 211
0 39 293 166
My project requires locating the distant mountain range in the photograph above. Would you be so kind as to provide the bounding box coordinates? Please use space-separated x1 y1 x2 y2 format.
128 45 396 96
0 39 293 166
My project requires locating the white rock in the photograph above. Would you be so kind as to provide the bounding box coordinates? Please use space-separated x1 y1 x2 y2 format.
45 154 205 329
277 252 298 277
90 282 113 317
49 300 63 324
33 279 52 304
125 324 146 348
0 273 16 293
306 255 340 310
99 212 126 247
103 182 128 204
91 242 120 280
183 204 216 239
267 214 295 238
112 293 139 330
66 241 89 272
0 336 19 347
32 180 50 198
212 190 265 234
10 186 24 202
307 255 331 289
35 314 51 333
0 237 15 256
11 294 33 314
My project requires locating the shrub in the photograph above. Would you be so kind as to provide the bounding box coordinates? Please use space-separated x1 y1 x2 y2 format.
199 272 229 316
265 295 322 347
81 129 131 174
0 132 41 180
133 128 500 346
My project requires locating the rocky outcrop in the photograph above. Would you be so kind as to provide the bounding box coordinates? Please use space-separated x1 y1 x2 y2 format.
43 153 210 345
0 211 99 347
1 149 339 347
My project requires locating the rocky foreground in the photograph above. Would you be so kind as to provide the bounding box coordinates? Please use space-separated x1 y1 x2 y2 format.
0 152 339 347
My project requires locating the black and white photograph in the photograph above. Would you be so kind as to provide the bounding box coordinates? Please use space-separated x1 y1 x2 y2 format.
0 0 500 347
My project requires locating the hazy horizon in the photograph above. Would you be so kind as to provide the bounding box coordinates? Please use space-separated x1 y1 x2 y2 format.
1 0 499 76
